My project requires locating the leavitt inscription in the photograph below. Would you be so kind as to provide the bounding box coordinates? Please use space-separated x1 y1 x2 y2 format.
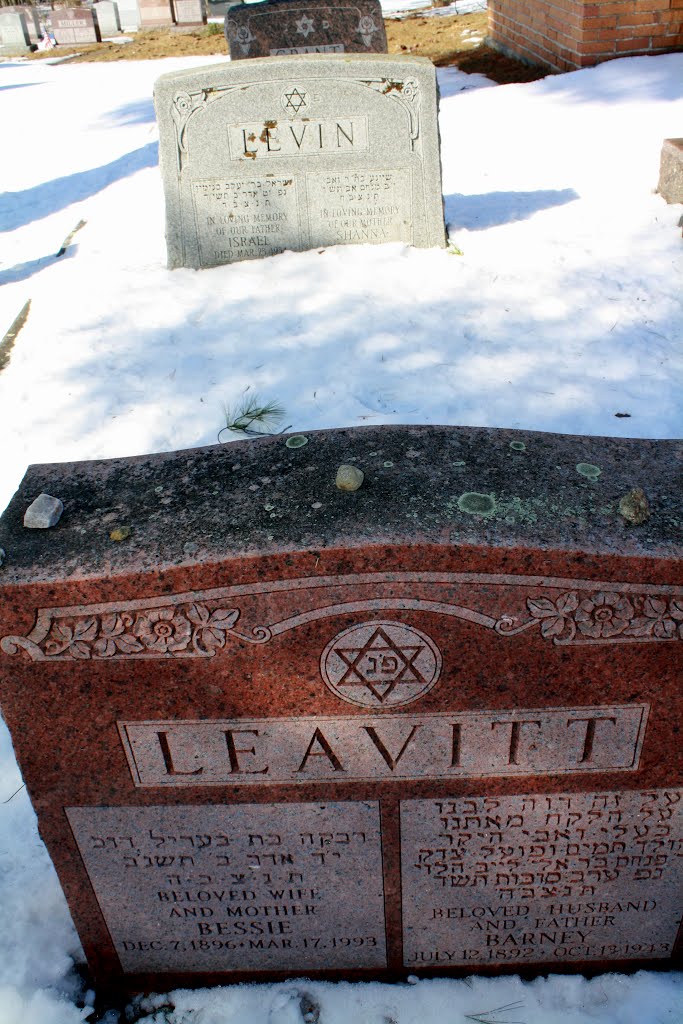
118 705 648 787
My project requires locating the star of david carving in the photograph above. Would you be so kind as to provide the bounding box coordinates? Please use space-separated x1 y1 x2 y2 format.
295 13 315 37
283 88 308 114
333 626 429 703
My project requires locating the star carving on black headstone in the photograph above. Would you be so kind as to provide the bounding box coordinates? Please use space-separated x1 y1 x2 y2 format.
283 88 308 114
333 625 429 703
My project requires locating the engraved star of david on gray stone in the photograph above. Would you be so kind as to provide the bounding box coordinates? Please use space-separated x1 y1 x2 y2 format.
295 13 315 37
282 88 308 114
320 620 442 709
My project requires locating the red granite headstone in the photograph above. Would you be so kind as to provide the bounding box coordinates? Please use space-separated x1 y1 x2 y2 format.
224 0 387 59
0 425 681 994
139 0 174 28
51 7 101 44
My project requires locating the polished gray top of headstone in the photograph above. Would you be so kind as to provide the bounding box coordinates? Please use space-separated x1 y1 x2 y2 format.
154 54 446 269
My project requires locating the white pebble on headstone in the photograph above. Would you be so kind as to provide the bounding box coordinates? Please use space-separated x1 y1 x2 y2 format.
23 493 64 529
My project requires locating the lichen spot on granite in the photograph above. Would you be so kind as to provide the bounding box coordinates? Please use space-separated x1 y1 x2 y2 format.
285 435 308 449
457 492 496 517
109 525 132 542
509 441 526 452
576 462 602 480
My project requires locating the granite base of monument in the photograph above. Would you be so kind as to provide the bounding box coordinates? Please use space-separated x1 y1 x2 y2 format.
0 426 681 992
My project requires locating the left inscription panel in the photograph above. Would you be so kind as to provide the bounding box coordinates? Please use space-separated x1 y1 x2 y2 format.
67 802 387 973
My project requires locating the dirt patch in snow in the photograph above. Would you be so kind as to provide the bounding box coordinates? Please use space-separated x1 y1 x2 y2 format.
28 10 549 84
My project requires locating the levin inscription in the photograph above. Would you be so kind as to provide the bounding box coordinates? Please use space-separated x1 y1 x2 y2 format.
119 706 648 787
228 118 369 160
67 802 386 973
401 788 683 967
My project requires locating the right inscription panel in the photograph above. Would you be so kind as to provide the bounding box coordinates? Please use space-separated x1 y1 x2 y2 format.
401 788 683 968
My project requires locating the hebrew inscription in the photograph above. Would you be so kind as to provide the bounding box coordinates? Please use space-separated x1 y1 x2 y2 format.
67 802 386 973
305 169 412 246
119 706 648 787
191 177 300 266
401 788 683 967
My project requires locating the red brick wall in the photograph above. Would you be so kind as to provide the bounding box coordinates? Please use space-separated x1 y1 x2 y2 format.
488 0 683 72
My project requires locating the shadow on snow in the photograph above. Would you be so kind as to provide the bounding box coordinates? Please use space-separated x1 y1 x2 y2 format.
100 98 156 126
0 142 159 233
444 189 579 231
0 247 75 287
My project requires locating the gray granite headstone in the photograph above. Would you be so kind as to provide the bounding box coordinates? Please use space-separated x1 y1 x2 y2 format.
0 10 31 51
115 0 141 29
2 5 40 42
51 7 101 43
93 1 122 36
173 0 205 24
154 54 446 269
224 0 387 59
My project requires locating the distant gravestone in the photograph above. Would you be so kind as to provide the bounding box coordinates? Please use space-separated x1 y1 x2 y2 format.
51 7 101 43
116 0 141 28
0 10 31 51
225 0 387 58
139 0 174 26
173 0 205 24
154 54 446 268
657 138 683 206
0 426 682 989
93 0 122 36
3 4 41 42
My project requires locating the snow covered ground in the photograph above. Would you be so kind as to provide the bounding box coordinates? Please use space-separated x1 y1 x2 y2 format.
0 41 682 1024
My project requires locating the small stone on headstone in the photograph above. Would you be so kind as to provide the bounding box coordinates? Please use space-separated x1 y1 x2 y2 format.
23 493 64 529
618 487 650 525
336 464 364 491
